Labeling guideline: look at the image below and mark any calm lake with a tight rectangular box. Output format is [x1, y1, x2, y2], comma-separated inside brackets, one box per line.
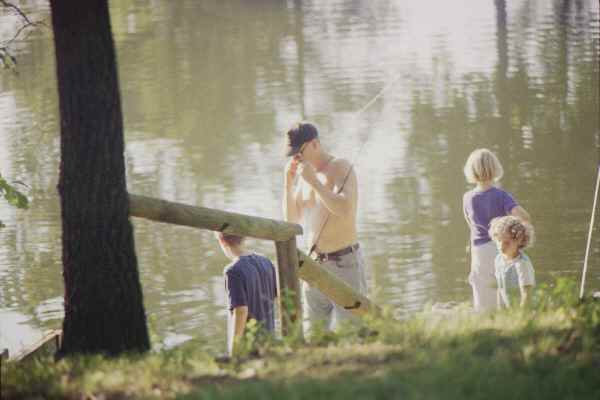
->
[1, 0, 599, 355]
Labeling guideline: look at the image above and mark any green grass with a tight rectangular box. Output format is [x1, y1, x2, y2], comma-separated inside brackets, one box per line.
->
[2, 278, 599, 400]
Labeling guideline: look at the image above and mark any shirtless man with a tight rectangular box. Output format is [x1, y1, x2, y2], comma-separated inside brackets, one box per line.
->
[283, 122, 367, 331]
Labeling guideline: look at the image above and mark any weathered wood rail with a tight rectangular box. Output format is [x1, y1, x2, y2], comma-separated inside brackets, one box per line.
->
[297, 251, 381, 316]
[129, 194, 302, 241]
[10, 330, 62, 363]
[129, 193, 382, 334]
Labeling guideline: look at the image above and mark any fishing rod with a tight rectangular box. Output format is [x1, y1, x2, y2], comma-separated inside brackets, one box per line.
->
[306, 72, 405, 259]
[579, 164, 600, 300]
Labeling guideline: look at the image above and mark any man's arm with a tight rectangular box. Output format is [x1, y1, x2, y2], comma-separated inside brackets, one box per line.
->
[284, 159, 302, 223]
[300, 159, 356, 217]
[226, 268, 249, 354]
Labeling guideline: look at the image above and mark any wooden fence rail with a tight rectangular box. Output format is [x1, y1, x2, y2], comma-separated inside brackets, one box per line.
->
[297, 251, 382, 317]
[129, 194, 302, 241]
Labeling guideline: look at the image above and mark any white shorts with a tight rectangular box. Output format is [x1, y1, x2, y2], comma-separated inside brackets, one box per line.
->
[469, 241, 498, 312]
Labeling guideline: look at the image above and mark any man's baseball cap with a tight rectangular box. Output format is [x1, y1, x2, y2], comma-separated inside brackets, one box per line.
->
[285, 122, 319, 156]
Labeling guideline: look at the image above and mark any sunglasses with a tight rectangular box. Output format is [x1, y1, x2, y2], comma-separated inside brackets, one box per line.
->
[294, 141, 311, 160]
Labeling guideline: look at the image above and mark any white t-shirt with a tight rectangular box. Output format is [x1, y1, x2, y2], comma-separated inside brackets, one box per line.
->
[495, 252, 535, 308]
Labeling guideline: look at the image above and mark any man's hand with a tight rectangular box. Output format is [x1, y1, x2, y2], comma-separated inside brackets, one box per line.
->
[285, 158, 300, 183]
[298, 161, 319, 187]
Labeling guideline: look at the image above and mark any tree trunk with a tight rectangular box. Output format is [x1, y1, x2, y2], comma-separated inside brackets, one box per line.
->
[50, 0, 150, 355]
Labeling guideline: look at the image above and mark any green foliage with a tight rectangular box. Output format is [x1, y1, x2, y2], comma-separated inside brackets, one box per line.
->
[2, 278, 599, 400]
[0, 47, 18, 73]
[0, 175, 29, 209]
[232, 319, 263, 359]
[0, 173, 29, 228]
[532, 278, 580, 310]
[278, 288, 304, 348]
[1, 342, 220, 399]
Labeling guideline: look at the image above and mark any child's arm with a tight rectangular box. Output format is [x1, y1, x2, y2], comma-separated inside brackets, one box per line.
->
[511, 206, 531, 223]
[232, 306, 249, 354]
[233, 306, 249, 338]
[462, 202, 472, 254]
[519, 285, 532, 307]
[516, 257, 535, 308]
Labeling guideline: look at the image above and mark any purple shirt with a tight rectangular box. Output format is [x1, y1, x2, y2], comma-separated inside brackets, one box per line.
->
[463, 186, 518, 246]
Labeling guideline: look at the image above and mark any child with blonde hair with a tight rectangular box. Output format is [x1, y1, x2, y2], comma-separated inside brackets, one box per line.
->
[489, 216, 535, 308]
[462, 149, 531, 312]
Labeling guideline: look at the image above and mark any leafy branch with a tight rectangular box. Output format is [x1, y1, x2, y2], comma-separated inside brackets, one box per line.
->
[0, 173, 29, 228]
[0, 0, 46, 72]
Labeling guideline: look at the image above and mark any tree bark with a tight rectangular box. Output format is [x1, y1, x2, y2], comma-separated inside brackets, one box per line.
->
[50, 0, 149, 355]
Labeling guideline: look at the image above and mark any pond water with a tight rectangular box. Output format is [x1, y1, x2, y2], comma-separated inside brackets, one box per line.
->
[1, 0, 598, 355]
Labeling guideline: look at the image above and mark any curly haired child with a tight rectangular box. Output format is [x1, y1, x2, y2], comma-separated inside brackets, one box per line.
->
[489, 216, 535, 308]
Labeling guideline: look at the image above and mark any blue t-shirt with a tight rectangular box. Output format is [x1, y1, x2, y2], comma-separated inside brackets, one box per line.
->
[224, 253, 277, 333]
[463, 186, 518, 246]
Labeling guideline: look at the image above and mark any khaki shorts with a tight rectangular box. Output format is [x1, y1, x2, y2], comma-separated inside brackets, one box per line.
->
[303, 245, 368, 332]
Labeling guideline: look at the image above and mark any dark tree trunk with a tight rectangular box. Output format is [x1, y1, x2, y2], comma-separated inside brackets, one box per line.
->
[50, 0, 150, 355]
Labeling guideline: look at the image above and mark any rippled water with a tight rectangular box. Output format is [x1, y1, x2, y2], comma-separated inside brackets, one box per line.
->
[1, 0, 599, 355]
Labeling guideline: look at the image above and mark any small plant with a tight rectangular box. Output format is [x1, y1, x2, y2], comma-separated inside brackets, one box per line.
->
[232, 319, 276, 360]
[279, 288, 304, 347]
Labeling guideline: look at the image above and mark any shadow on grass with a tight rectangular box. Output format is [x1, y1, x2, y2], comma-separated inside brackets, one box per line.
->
[186, 323, 599, 400]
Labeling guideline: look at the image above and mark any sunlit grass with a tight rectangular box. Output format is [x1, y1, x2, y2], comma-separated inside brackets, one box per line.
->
[2, 278, 599, 399]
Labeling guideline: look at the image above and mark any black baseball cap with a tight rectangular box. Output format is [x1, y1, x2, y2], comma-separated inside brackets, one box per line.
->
[285, 122, 319, 156]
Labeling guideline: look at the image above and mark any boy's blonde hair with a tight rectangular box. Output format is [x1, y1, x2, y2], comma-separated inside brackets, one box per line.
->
[463, 148, 504, 183]
[489, 216, 534, 249]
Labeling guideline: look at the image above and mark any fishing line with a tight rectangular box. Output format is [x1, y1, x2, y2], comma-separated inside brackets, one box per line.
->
[306, 72, 405, 258]
[579, 164, 600, 299]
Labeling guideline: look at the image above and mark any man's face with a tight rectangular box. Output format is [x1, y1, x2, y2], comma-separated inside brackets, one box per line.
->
[293, 139, 313, 163]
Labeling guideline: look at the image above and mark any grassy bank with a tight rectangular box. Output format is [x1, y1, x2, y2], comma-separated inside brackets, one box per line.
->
[2, 279, 599, 399]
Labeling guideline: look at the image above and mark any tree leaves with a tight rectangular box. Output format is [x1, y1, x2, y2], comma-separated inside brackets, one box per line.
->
[0, 47, 18, 73]
[0, 173, 29, 228]
[1, 0, 46, 75]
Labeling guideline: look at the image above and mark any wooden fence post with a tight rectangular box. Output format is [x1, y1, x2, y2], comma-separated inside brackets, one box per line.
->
[275, 238, 303, 338]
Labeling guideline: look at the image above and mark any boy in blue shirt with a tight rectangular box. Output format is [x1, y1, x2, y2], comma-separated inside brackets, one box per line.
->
[216, 232, 277, 355]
